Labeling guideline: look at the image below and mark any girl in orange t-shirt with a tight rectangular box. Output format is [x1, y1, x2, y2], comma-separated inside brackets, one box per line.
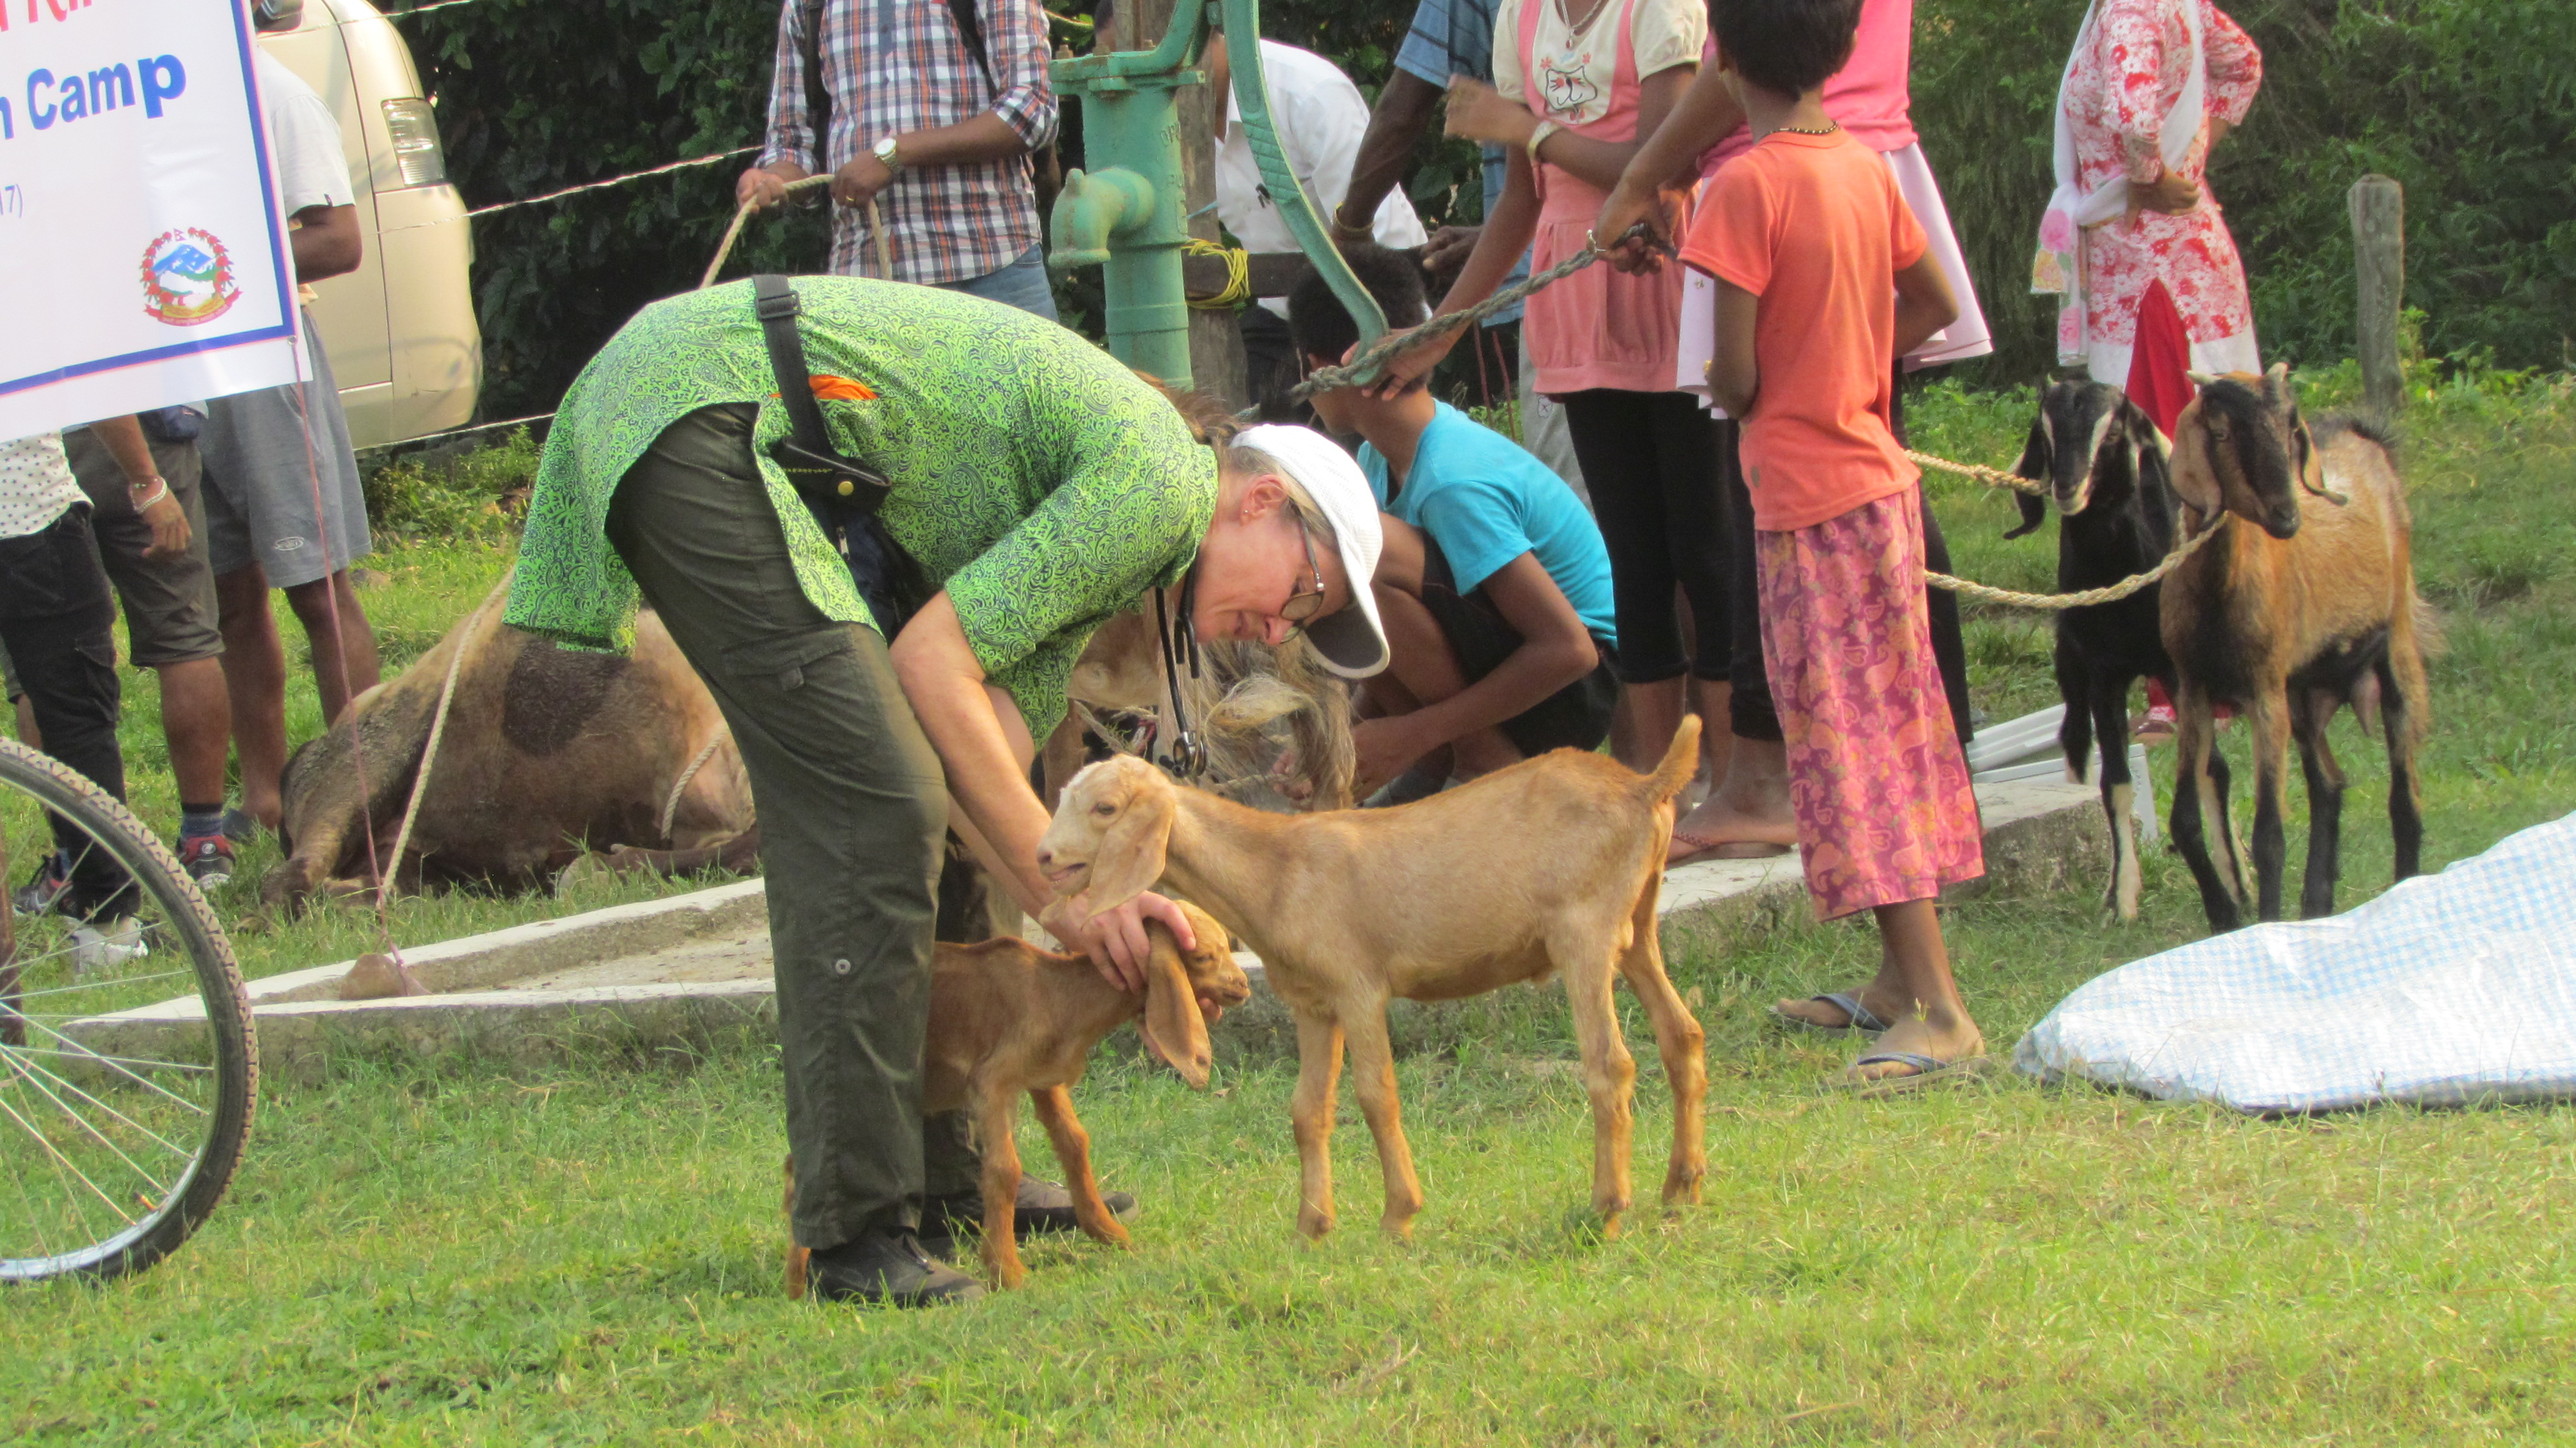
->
[1677, 0, 1985, 1085]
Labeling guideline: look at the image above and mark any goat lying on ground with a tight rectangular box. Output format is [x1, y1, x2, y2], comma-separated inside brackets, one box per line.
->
[2162, 365, 2436, 929]
[784, 901, 1249, 1295]
[2006, 379, 2200, 919]
[1037, 721, 1708, 1242]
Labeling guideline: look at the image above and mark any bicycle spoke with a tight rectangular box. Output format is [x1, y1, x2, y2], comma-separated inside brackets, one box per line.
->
[3, 1045, 197, 1163]
[8, 1008, 213, 1116]
[0, 1089, 135, 1227]
[0, 1044, 211, 1073]
[2, 1052, 178, 1198]
[7, 967, 197, 1005]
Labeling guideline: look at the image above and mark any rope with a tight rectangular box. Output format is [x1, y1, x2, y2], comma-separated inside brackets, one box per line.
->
[468, 147, 760, 218]
[1184, 239, 1251, 310]
[1927, 511, 2226, 611]
[657, 735, 726, 840]
[1279, 235, 1623, 407]
[353, 411, 554, 458]
[1907, 447, 2048, 497]
[701, 174, 833, 289]
[377, 624, 472, 914]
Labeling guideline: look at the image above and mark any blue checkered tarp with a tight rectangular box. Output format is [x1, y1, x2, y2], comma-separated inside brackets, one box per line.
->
[2015, 811, 2576, 1114]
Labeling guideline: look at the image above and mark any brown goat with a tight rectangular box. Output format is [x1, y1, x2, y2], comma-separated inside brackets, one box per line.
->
[784, 901, 1250, 1295]
[1035, 721, 1708, 1242]
[2161, 365, 2436, 928]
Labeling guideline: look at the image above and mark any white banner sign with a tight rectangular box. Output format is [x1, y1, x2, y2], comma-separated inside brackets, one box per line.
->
[0, 0, 302, 437]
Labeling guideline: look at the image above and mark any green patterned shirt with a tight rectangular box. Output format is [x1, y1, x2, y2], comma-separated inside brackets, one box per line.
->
[504, 278, 1217, 737]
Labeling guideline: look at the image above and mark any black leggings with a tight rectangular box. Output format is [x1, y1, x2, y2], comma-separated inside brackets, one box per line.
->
[1559, 389, 1728, 683]
[1719, 391, 1974, 746]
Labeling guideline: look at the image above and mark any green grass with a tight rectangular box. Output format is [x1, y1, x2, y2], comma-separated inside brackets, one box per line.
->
[8, 376, 2576, 1444]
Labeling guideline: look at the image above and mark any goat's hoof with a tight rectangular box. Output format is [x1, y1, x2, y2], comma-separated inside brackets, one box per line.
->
[1380, 1215, 1417, 1241]
[1661, 1174, 1703, 1207]
[1295, 1214, 1335, 1241]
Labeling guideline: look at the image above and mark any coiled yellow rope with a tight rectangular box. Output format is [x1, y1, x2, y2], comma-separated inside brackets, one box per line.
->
[1184, 238, 1252, 310]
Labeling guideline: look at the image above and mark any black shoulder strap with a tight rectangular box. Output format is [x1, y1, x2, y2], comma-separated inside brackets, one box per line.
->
[797, 0, 834, 169]
[943, 0, 1000, 96]
[751, 274, 890, 517]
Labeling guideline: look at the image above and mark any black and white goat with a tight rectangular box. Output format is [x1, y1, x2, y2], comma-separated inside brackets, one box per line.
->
[2004, 379, 2221, 918]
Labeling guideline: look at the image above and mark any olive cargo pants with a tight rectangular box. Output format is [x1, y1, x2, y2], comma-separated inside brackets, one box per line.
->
[607, 404, 979, 1249]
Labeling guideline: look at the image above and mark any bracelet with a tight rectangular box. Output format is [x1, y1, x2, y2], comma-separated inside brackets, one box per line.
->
[1525, 120, 1561, 162]
[127, 478, 169, 512]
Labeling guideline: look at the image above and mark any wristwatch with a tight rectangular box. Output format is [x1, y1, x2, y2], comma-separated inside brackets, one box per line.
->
[872, 135, 903, 173]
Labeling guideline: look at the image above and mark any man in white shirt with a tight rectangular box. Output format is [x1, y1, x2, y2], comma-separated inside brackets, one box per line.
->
[200, 51, 383, 833]
[0, 430, 156, 968]
[1199, 32, 1428, 418]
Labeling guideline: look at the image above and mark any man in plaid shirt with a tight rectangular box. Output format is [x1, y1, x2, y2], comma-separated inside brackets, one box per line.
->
[738, 0, 1061, 317]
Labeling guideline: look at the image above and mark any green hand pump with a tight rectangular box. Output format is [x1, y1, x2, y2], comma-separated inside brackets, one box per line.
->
[1046, 0, 1386, 392]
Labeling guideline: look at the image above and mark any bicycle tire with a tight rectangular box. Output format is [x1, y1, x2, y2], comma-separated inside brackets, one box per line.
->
[0, 736, 257, 1284]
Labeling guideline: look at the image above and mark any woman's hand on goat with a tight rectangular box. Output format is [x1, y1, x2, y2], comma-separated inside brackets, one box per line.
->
[1042, 891, 1198, 994]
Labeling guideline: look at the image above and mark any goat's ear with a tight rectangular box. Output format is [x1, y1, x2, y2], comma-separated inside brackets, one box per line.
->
[2004, 491, 2048, 540]
[2168, 413, 2223, 513]
[1137, 927, 1214, 1089]
[2004, 420, 2050, 539]
[1071, 773, 1176, 920]
[2185, 370, 2220, 389]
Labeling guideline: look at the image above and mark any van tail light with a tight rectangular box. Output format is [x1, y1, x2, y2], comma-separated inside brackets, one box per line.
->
[381, 99, 449, 188]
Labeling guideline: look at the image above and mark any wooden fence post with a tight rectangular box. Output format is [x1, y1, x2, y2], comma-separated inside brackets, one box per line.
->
[2348, 175, 2405, 422]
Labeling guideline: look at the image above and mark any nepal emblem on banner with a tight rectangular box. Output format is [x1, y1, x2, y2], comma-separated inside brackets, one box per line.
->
[140, 227, 242, 326]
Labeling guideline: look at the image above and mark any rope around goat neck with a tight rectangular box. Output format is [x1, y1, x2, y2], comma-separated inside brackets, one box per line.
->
[1907, 448, 2048, 497]
[1925, 510, 2226, 611]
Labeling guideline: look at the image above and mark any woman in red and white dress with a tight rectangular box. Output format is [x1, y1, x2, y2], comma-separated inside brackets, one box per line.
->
[2034, 0, 2264, 420]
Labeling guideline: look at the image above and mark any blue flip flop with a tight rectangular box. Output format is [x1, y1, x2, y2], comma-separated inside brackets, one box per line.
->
[1832, 1051, 1992, 1093]
[1770, 992, 1893, 1035]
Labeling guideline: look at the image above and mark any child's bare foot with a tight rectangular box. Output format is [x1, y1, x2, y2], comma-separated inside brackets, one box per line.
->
[1666, 736, 1797, 864]
[1845, 1016, 1985, 1083]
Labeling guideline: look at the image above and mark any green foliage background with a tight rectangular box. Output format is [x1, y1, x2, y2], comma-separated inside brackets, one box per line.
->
[415, 0, 2573, 417]
[1913, 0, 2576, 384]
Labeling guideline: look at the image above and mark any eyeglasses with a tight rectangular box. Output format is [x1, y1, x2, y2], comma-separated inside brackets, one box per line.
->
[1280, 525, 1327, 632]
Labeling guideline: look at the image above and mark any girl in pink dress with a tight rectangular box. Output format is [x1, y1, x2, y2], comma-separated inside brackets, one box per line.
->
[2033, 0, 2264, 388]
[1380, 0, 1726, 780]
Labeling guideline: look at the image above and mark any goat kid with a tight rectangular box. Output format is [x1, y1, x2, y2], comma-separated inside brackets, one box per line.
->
[1037, 721, 1709, 1243]
[784, 902, 1250, 1295]
[2004, 379, 2218, 919]
[2162, 364, 2436, 930]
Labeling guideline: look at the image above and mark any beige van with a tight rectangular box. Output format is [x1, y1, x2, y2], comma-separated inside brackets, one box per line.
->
[256, 0, 480, 449]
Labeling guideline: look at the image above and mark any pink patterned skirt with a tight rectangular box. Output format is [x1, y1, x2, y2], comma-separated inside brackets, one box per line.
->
[1754, 488, 1985, 919]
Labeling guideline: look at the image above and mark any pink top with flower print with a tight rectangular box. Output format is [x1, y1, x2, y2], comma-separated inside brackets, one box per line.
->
[2064, 0, 2263, 356]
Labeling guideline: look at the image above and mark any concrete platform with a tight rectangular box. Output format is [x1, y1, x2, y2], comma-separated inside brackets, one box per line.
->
[69, 776, 2112, 1083]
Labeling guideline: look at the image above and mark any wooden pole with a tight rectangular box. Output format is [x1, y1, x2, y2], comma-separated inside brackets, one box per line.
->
[2348, 175, 2405, 422]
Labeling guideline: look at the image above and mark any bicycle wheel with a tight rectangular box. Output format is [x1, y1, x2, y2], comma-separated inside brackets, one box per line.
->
[0, 736, 256, 1284]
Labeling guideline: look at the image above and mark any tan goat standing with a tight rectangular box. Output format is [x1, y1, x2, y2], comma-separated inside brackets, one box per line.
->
[1036, 721, 1709, 1241]
[2162, 365, 2436, 929]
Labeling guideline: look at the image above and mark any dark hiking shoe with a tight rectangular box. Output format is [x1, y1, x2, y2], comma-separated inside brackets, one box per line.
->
[920, 1178, 1138, 1247]
[178, 835, 237, 889]
[13, 853, 69, 917]
[806, 1229, 985, 1307]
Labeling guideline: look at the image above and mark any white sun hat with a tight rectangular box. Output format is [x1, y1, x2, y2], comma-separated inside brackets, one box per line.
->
[1232, 423, 1388, 678]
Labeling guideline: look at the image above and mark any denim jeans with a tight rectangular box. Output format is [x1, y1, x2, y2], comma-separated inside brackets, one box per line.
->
[933, 244, 1059, 323]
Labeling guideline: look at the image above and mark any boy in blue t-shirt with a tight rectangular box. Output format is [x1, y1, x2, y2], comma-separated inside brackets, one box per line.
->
[1288, 247, 1620, 801]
